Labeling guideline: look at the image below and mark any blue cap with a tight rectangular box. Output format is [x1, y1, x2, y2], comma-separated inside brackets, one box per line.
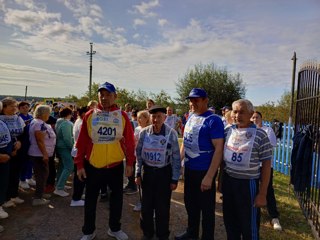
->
[186, 88, 207, 99]
[98, 82, 116, 93]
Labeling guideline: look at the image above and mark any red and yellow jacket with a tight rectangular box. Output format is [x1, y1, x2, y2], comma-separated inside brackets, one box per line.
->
[74, 104, 135, 170]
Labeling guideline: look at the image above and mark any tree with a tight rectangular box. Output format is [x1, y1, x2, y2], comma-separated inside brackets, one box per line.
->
[150, 90, 175, 109]
[255, 90, 297, 123]
[176, 63, 246, 113]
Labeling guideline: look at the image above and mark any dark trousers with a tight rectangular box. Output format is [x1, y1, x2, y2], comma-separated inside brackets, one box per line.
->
[222, 172, 260, 240]
[46, 155, 56, 186]
[6, 155, 23, 200]
[30, 156, 49, 199]
[267, 168, 279, 219]
[82, 161, 124, 235]
[126, 162, 137, 189]
[140, 164, 172, 239]
[20, 156, 33, 181]
[184, 167, 216, 240]
[72, 165, 85, 201]
[0, 161, 10, 205]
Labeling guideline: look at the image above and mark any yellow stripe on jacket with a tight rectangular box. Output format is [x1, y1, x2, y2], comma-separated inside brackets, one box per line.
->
[87, 113, 125, 168]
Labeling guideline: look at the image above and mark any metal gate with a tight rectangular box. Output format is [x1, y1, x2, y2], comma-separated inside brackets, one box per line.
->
[294, 61, 320, 238]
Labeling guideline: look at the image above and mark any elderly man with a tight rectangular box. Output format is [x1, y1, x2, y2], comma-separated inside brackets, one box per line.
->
[223, 99, 272, 240]
[135, 105, 181, 240]
[176, 88, 224, 240]
[75, 82, 135, 240]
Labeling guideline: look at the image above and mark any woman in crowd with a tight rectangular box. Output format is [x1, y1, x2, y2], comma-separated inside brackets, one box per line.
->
[133, 110, 151, 211]
[0, 101, 13, 232]
[18, 101, 35, 189]
[28, 105, 56, 206]
[0, 97, 24, 207]
[251, 111, 282, 231]
[54, 107, 74, 197]
[70, 106, 88, 207]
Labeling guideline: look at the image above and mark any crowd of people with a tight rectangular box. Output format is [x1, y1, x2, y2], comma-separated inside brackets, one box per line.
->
[0, 82, 283, 240]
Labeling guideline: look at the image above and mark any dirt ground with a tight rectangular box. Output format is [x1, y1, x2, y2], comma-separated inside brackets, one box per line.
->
[0, 179, 227, 240]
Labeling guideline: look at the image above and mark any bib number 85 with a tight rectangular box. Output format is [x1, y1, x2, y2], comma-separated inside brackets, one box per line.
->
[231, 152, 243, 162]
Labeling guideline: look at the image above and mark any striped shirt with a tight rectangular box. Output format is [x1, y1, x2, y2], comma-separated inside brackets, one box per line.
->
[224, 124, 272, 179]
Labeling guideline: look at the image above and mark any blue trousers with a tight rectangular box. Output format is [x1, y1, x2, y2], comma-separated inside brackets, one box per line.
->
[222, 172, 260, 240]
[56, 148, 73, 190]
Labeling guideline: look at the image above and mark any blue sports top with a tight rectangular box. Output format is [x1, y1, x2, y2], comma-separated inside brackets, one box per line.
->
[183, 111, 224, 170]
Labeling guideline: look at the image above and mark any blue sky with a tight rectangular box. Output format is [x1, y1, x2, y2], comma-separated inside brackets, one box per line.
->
[0, 0, 319, 105]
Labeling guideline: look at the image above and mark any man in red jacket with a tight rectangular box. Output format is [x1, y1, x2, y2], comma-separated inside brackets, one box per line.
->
[75, 82, 135, 240]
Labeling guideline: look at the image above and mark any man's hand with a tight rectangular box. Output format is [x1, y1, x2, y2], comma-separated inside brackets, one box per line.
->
[77, 168, 87, 181]
[14, 141, 21, 151]
[0, 154, 10, 163]
[135, 176, 141, 186]
[125, 165, 133, 177]
[200, 174, 213, 192]
[170, 183, 178, 191]
[254, 193, 267, 208]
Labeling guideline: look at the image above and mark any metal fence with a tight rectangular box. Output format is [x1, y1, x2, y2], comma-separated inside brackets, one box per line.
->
[293, 62, 320, 238]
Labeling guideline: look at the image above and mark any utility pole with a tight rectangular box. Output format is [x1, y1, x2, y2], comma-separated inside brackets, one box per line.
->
[86, 42, 96, 100]
[289, 52, 297, 125]
[24, 85, 28, 100]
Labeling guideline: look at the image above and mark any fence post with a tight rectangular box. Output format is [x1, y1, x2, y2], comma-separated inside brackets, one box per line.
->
[281, 123, 287, 173]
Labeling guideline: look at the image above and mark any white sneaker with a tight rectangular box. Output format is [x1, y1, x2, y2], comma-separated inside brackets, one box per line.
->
[3, 200, 16, 208]
[70, 200, 85, 207]
[271, 218, 282, 231]
[107, 229, 128, 240]
[11, 197, 24, 204]
[0, 207, 9, 219]
[65, 185, 72, 190]
[19, 181, 30, 189]
[26, 178, 36, 186]
[53, 189, 69, 197]
[80, 231, 96, 240]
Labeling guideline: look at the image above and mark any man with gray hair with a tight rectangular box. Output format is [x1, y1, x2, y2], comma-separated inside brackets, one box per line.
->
[222, 99, 272, 239]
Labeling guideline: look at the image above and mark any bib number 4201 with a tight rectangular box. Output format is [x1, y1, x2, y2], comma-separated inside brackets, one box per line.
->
[97, 127, 116, 136]
[231, 152, 243, 162]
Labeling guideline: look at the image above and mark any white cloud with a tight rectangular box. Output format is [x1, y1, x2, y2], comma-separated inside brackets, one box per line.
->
[0, 0, 5, 11]
[60, 0, 103, 19]
[132, 0, 159, 17]
[38, 21, 75, 40]
[14, 0, 44, 10]
[133, 18, 146, 27]
[158, 18, 168, 27]
[4, 9, 60, 32]
[133, 33, 140, 39]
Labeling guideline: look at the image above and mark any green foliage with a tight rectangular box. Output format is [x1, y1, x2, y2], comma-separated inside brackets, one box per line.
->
[260, 172, 313, 239]
[150, 90, 175, 109]
[176, 63, 246, 113]
[256, 91, 296, 123]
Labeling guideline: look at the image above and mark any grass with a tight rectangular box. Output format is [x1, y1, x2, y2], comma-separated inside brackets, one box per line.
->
[260, 171, 314, 240]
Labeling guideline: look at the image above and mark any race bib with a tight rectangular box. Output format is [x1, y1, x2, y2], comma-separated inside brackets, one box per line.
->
[224, 127, 256, 170]
[91, 110, 123, 144]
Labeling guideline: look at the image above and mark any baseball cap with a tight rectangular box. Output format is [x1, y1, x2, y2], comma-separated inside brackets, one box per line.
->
[148, 105, 166, 114]
[186, 88, 207, 99]
[98, 82, 116, 93]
